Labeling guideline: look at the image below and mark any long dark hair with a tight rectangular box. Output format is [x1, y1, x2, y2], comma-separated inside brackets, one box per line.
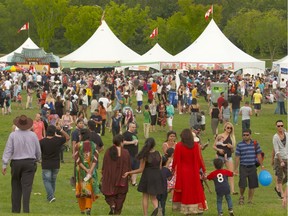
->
[137, 138, 156, 160]
[109, 134, 124, 161]
[180, 128, 194, 148]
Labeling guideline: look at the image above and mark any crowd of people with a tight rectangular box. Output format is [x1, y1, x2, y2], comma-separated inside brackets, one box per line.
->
[0, 69, 287, 215]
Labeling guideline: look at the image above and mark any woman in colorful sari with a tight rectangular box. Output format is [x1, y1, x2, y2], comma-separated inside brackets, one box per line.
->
[75, 128, 100, 215]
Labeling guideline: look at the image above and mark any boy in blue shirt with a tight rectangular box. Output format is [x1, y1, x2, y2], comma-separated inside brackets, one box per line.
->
[207, 158, 234, 216]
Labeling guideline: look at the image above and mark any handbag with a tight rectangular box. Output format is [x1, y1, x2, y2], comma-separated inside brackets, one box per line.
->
[253, 140, 264, 167]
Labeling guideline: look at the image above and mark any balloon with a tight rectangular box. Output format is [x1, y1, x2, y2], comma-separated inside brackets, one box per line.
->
[258, 170, 272, 186]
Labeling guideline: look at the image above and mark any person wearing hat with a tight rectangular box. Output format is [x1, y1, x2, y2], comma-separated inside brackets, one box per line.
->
[2, 115, 41, 213]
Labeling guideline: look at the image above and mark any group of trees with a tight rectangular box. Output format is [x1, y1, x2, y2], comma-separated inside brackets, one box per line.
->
[0, 0, 286, 62]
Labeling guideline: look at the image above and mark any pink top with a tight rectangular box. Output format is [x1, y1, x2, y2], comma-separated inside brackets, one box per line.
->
[33, 120, 45, 140]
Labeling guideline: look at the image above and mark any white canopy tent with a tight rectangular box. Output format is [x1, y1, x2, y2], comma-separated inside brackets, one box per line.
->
[272, 55, 288, 81]
[61, 20, 140, 68]
[174, 19, 265, 74]
[0, 37, 39, 63]
[121, 43, 179, 71]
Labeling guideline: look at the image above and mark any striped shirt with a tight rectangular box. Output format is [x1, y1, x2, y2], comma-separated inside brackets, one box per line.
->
[235, 140, 262, 166]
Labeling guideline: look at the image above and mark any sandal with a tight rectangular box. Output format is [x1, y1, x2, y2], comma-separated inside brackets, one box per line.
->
[232, 192, 239, 195]
[239, 196, 244, 205]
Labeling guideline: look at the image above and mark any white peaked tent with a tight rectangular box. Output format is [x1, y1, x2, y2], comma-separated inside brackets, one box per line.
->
[272, 55, 288, 80]
[174, 19, 265, 73]
[0, 37, 39, 62]
[121, 43, 178, 71]
[273, 55, 288, 68]
[61, 20, 140, 68]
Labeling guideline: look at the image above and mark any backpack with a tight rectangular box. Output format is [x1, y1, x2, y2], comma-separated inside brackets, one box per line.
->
[253, 140, 265, 167]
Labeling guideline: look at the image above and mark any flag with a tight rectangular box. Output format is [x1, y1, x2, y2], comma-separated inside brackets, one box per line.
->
[205, 5, 213, 20]
[18, 22, 29, 33]
[149, 27, 158, 39]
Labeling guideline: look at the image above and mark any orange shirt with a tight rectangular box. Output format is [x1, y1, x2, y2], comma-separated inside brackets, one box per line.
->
[151, 82, 157, 93]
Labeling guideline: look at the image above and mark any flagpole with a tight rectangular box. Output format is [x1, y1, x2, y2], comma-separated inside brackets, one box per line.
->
[28, 22, 30, 38]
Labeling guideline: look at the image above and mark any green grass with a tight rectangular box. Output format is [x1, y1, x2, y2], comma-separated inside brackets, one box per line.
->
[0, 93, 287, 215]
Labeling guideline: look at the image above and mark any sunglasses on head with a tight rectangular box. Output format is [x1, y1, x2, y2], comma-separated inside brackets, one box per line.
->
[242, 133, 250, 136]
[277, 125, 284, 128]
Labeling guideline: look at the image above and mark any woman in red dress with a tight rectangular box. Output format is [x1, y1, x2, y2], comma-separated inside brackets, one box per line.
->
[172, 128, 207, 215]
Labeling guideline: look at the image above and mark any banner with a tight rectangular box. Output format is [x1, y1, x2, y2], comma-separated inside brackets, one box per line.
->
[180, 62, 234, 70]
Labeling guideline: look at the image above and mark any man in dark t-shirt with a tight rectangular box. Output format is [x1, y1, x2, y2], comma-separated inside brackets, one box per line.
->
[123, 122, 139, 186]
[230, 92, 242, 125]
[90, 109, 102, 134]
[40, 125, 69, 203]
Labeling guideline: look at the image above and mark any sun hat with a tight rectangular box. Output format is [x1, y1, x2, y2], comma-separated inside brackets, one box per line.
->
[13, 115, 33, 130]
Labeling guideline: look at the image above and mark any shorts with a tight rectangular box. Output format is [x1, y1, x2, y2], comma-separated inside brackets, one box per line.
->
[254, 104, 261, 110]
[167, 116, 173, 127]
[239, 165, 258, 189]
[137, 101, 143, 107]
[217, 156, 233, 162]
[151, 115, 157, 126]
[82, 104, 88, 109]
[274, 158, 288, 184]
[131, 156, 140, 170]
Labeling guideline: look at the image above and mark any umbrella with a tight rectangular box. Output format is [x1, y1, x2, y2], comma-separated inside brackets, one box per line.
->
[151, 72, 163, 77]
[2, 65, 25, 72]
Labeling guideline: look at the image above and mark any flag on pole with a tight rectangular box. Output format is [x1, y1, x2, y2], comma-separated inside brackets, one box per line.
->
[149, 28, 158, 39]
[18, 22, 29, 33]
[205, 5, 213, 20]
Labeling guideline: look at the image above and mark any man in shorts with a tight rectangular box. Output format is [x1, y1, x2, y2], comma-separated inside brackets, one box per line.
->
[234, 128, 264, 205]
[123, 122, 139, 186]
[272, 120, 288, 199]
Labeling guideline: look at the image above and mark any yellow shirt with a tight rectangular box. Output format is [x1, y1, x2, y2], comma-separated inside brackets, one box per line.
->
[253, 93, 262, 104]
[192, 88, 197, 99]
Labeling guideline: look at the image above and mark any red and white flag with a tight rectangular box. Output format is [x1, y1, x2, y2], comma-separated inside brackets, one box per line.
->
[205, 5, 213, 20]
[18, 22, 29, 33]
[149, 27, 158, 39]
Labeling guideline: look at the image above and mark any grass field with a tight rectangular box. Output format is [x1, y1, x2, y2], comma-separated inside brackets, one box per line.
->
[0, 93, 287, 216]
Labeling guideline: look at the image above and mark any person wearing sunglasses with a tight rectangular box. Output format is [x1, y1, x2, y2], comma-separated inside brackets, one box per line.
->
[234, 128, 264, 205]
[272, 120, 288, 199]
[213, 122, 237, 195]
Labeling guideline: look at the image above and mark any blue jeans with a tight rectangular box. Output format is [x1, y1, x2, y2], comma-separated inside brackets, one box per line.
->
[42, 169, 59, 201]
[242, 119, 250, 131]
[217, 194, 233, 214]
[232, 109, 239, 124]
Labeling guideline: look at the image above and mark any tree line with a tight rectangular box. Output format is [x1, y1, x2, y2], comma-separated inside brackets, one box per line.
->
[0, 0, 286, 62]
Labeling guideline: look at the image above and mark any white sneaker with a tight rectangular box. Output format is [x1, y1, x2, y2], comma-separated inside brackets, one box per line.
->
[49, 197, 56, 203]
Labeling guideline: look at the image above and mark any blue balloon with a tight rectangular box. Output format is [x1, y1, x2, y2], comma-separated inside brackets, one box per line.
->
[258, 170, 272, 186]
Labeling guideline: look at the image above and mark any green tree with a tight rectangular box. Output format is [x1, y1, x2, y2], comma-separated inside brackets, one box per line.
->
[224, 10, 261, 55]
[254, 10, 287, 61]
[24, 0, 69, 50]
[63, 5, 103, 49]
[104, 2, 150, 54]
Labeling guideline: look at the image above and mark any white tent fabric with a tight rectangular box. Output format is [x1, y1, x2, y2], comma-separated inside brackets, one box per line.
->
[121, 43, 177, 70]
[273, 55, 288, 67]
[272, 55, 288, 80]
[0, 37, 39, 63]
[174, 19, 265, 72]
[61, 20, 140, 68]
